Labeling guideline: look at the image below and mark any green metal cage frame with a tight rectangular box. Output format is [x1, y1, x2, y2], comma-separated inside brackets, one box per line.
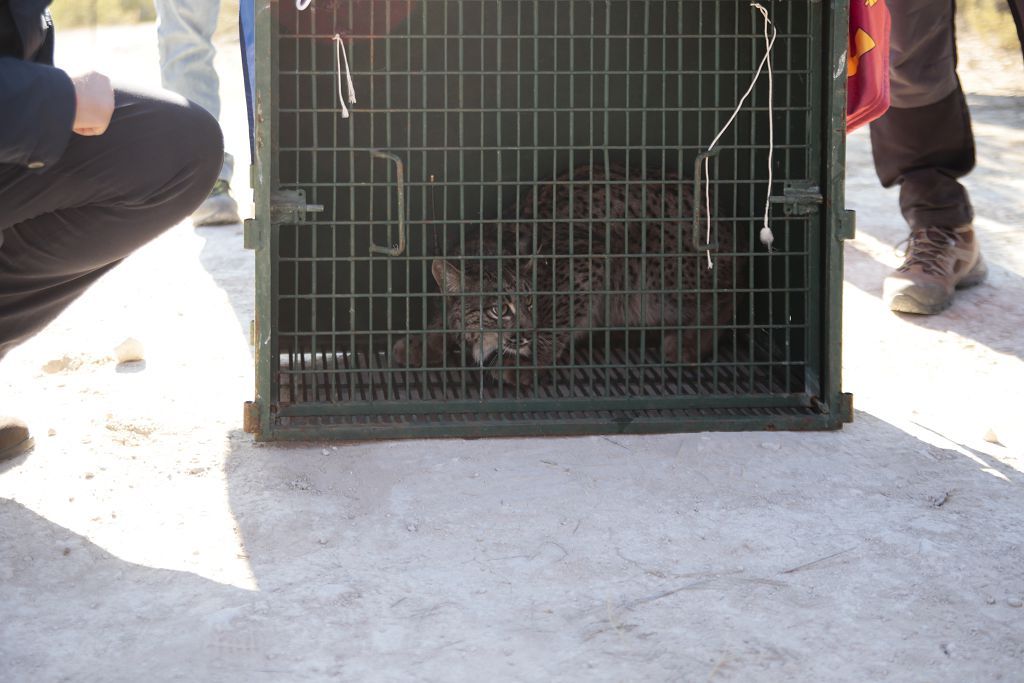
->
[244, 0, 853, 440]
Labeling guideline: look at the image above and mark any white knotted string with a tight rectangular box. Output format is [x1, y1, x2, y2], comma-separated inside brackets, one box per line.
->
[333, 34, 358, 118]
[701, 2, 778, 268]
[294, 4, 357, 117]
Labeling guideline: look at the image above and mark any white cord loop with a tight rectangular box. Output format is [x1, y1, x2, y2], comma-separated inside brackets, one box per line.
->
[700, 2, 778, 267]
[333, 34, 357, 118]
[296, 0, 312, 10]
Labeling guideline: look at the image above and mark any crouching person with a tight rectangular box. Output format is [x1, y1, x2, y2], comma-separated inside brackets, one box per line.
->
[0, 0, 223, 460]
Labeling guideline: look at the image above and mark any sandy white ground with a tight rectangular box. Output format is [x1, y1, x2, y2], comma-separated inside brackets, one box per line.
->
[1, 22, 1023, 683]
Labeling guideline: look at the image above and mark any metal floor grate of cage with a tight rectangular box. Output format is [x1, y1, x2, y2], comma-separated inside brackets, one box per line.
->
[276, 343, 803, 406]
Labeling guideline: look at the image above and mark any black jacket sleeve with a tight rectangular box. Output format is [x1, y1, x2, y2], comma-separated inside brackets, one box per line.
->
[0, 56, 76, 168]
[1, 0, 76, 169]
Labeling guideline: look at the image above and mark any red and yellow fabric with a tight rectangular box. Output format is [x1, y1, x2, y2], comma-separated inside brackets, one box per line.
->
[847, 0, 891, 132]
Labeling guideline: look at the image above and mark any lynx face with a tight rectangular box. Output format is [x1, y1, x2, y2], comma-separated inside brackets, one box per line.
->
[432, 258, 544, 368]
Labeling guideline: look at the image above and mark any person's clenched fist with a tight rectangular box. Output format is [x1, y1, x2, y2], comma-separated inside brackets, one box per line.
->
[71, 71, 115, 136]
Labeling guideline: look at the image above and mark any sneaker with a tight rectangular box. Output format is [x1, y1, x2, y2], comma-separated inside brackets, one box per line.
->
[883, 224, 988, 315]
[191, 179, 241, 226]
[0, 416, 34, 463]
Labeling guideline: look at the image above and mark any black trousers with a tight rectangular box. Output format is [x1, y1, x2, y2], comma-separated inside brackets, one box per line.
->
[0, 87, 222, 363]
[869, 0, 1023, 230]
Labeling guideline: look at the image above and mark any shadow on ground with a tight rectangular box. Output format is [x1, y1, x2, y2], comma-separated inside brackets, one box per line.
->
[9, 411, 1022, 681]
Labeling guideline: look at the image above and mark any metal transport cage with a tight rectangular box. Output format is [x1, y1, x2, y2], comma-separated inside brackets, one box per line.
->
[244, 0, 853, 440]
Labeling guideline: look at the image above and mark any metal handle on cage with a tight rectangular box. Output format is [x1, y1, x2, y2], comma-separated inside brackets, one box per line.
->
[691, 149, 721, 251]
[368, 150, 407, 257]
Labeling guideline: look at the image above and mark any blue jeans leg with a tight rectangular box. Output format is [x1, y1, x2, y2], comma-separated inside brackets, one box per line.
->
[155, 0, 233, 183]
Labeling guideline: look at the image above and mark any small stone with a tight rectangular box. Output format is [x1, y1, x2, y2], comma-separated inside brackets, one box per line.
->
[317, 536, 328, 545]
[406, 522, 419, 532]
[760, 441, 782, 451]
[42, 355, 75, 374]
[321, 448, 329, 456]
[47, 428, 56, 437]
[983, 429, 1003, 446]
[986, 596, 997, 605]
[114, 337, 145, 364]
[84, 472, 94, 480]
[1007, 597, 1023, 608]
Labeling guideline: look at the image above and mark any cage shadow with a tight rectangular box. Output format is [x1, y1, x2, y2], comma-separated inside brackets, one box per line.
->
[216, 408, 1024, 676]
[7, 401, 1023, 681]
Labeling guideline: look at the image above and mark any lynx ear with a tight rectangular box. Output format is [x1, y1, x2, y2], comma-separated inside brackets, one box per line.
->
[431, 259, 462, 293]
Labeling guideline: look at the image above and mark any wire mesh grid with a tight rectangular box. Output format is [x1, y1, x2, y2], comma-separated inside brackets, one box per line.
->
[260, 0, 836, 435]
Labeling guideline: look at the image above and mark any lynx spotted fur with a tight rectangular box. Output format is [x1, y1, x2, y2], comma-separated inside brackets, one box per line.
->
[392, 164, 744, 385]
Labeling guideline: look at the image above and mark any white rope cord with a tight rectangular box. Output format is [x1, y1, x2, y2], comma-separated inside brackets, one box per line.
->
[333, 34, 358, 118]
[701, 2, 778, 268]
[295, 3, 357, 117]
[757, 3, 776, 251]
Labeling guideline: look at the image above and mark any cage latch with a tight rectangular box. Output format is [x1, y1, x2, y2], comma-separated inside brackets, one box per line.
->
[270, 189, 324, 224]
[242, 218, 260, 250]
[841, 393, 854, 423]
[243, 401, 260, 434]
[839, 209, 856, 240]
[771, 181, 823, 216]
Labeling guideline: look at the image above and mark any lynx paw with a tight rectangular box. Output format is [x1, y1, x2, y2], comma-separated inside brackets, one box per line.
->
[391, 337, 423, 367]
[501, 366, 535, 388]
[661, 333, 698, 364]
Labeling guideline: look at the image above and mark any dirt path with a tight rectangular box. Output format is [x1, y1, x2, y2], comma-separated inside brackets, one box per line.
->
[1, 22, 1022, 683]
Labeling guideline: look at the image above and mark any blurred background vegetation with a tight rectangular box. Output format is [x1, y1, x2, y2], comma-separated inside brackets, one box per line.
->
[49, 0, 154, 27]
[49, 0, 239, 32]
[45, 0, 1021, 53]
[959, 0, 1022, 51]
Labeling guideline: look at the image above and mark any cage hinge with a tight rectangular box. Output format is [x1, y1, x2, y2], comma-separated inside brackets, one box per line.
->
[840, 392, 854, 423]
[249, 319, 256, 346]
[771, 181, 823, 216]
[243, 218, 262, 250]
[270, 189, 324, 224]
[243, 401, 260, 434]
[838, 209, 856, 241]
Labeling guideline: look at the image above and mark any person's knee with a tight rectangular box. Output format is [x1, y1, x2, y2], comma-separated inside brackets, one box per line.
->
[138, 97, 223, 211]
[101, 90, 225, 228]
[175, 101, 224, 192]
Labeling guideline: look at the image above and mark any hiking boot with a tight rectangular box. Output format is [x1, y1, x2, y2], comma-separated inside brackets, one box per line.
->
[883, 224, 988, 315]
[0, 416, 34, 463]
[191, 179, 241, 226]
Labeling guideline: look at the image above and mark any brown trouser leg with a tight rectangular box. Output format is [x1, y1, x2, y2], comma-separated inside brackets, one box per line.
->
[868, 0, 976, 230]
